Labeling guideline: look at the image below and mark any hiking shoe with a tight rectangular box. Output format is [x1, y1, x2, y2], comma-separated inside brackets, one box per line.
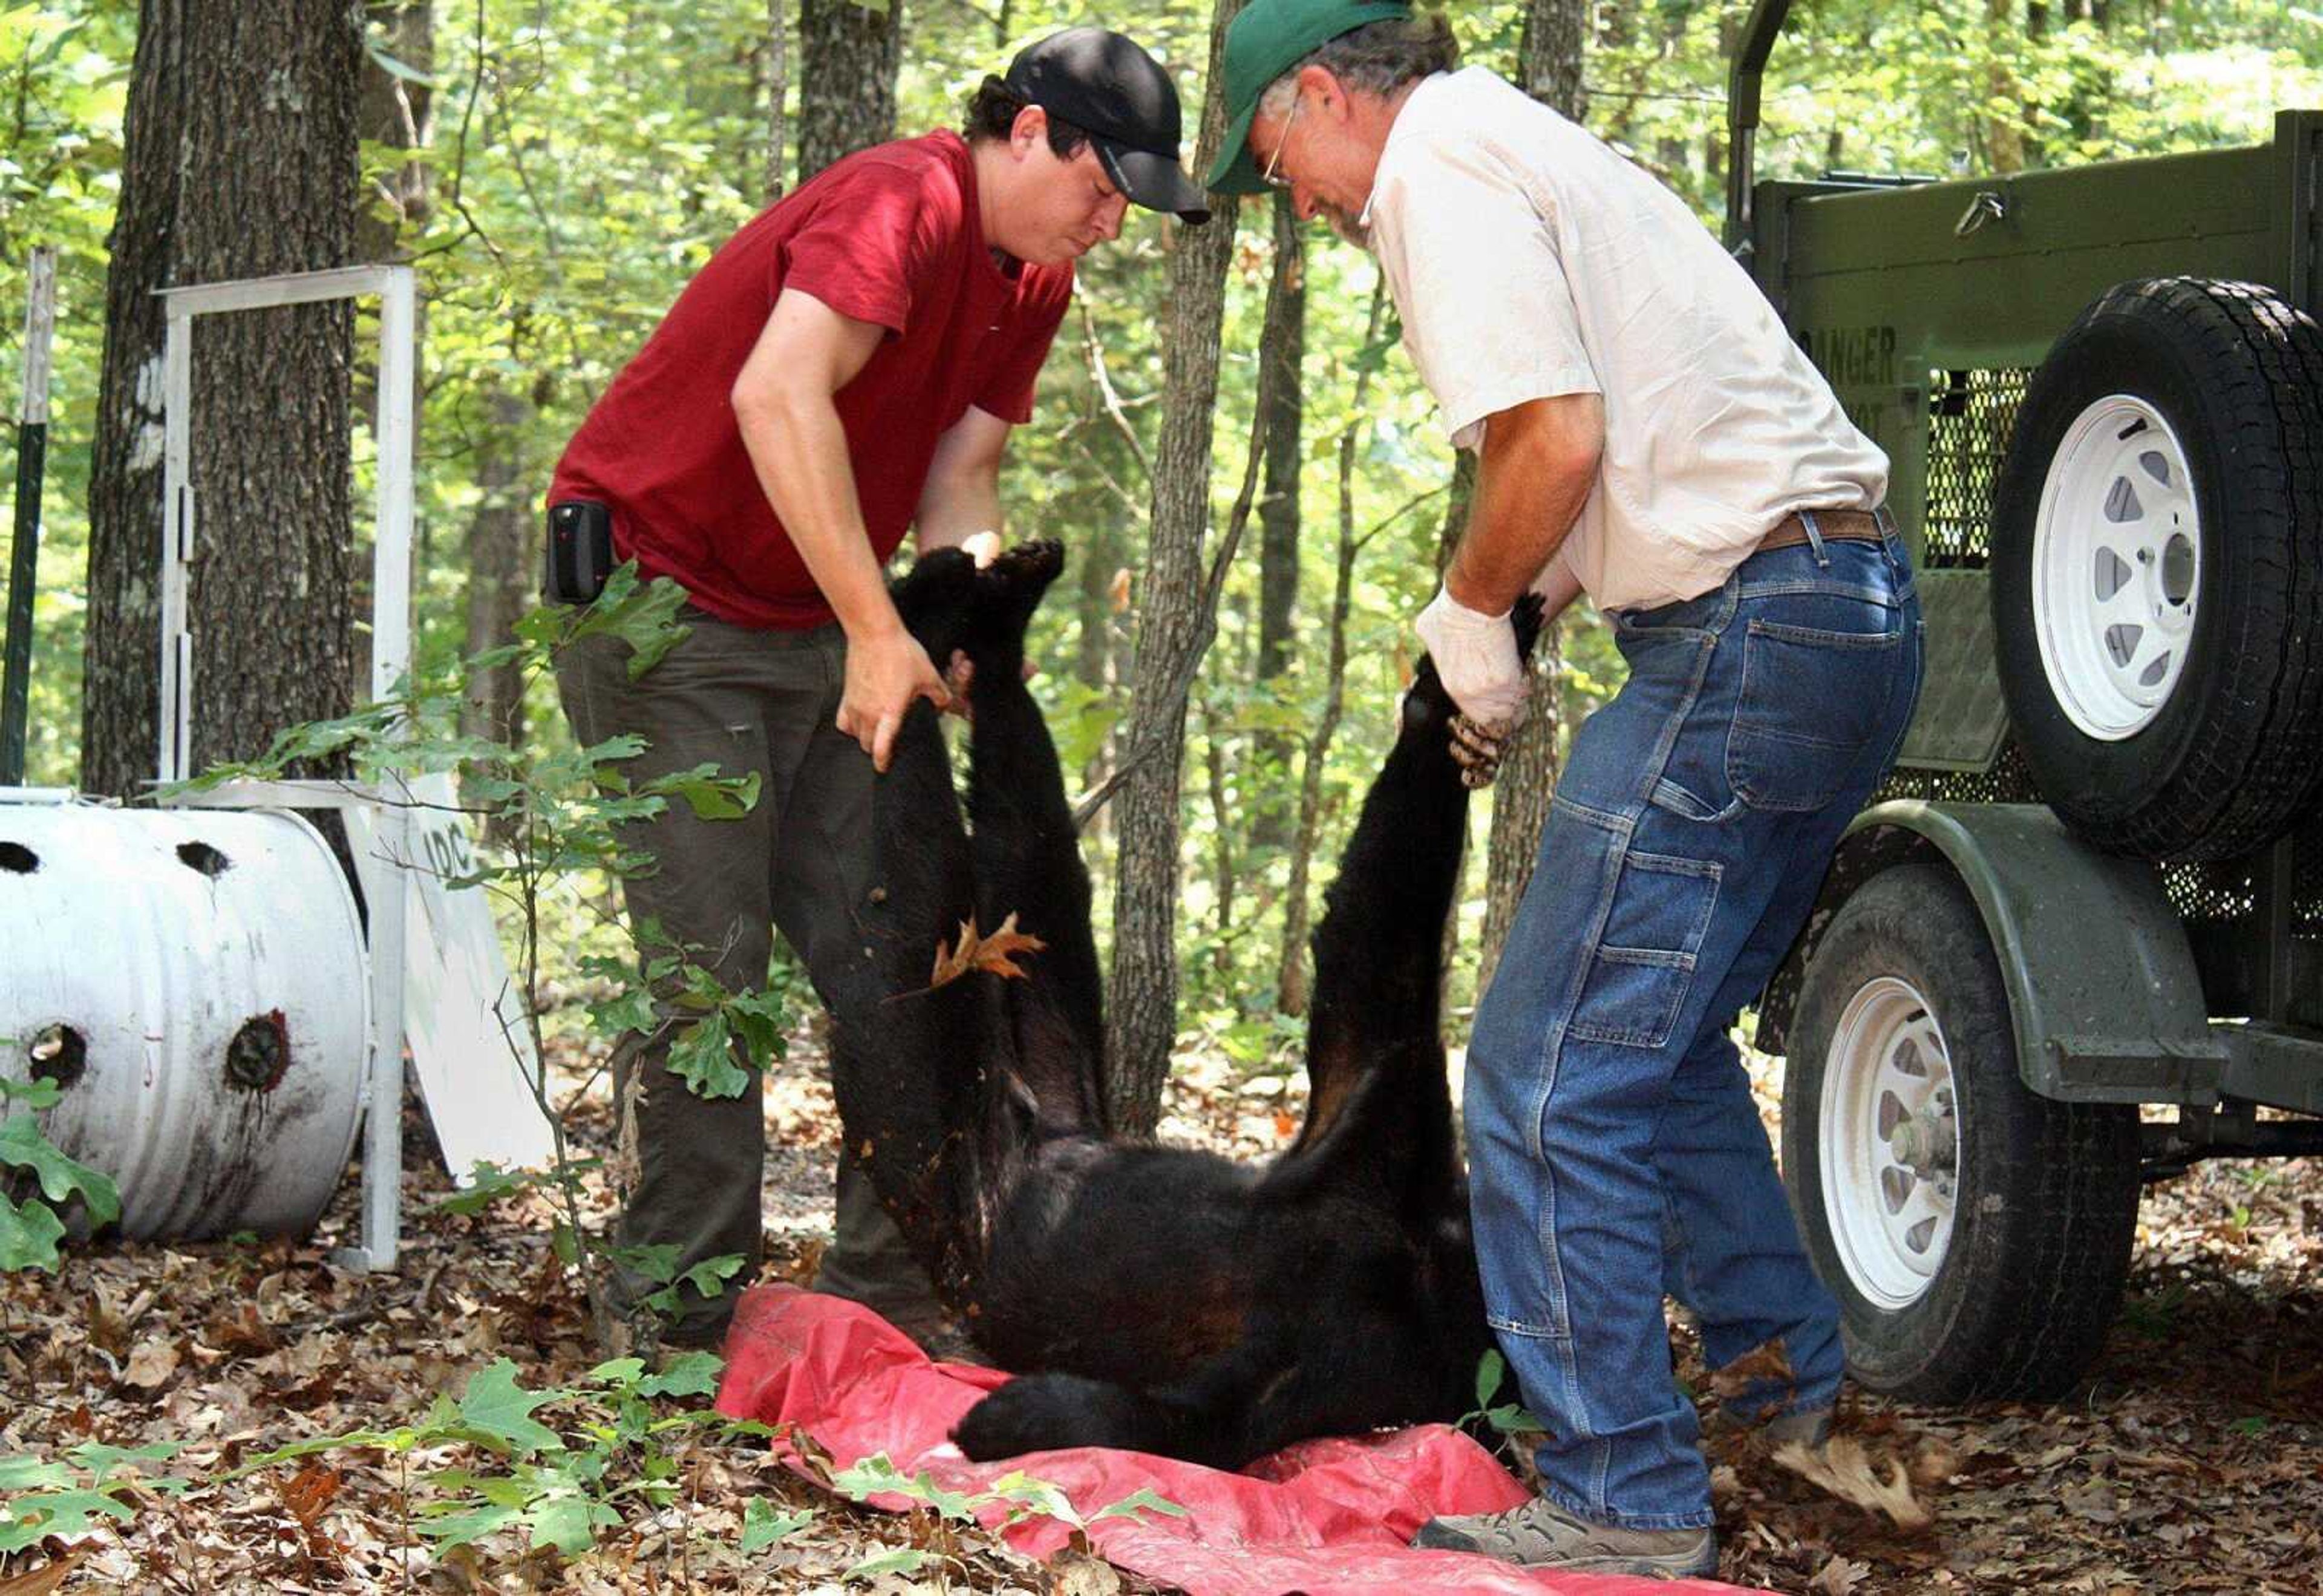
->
[1411, 1495, 1718, 1577]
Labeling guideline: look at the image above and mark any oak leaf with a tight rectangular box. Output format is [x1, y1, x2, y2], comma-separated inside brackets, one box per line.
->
[929, 913, 1046, 990]
[1772, 1434, 1934, 1532]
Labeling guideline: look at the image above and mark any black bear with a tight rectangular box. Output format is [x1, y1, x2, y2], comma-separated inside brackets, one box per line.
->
[828, 540, 1539, 1470]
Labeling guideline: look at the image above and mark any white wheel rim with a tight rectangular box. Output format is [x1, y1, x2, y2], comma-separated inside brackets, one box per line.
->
[2031, 394, 2201, 741]
[1818, 976, 1961, 1311]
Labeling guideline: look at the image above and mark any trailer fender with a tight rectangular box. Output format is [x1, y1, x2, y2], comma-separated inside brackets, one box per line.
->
[1758, 800, 2224, 1104]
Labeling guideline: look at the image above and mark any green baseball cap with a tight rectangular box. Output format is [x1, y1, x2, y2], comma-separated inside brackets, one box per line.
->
[1204, 0, 1414, 195]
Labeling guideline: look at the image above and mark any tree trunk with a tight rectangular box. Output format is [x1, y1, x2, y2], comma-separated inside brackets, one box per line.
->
[1278, 283, 1387, 1017]
[351, 0, 433, 701]
[766, 0, 790, 200]
[84, 0, 361, 796]
[1465, 0, 1586, 985]
[796, 0, 901, 182]
[1250, 190, 1305, 850]
[461, 383, 535, 758]
[1518, 0, 1586, 125]
[1104, 0, 1248, 1136]
[358, 0, 433, 262]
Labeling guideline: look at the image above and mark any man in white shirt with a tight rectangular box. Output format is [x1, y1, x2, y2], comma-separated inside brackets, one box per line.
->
[1209, 0, 1924, 1576]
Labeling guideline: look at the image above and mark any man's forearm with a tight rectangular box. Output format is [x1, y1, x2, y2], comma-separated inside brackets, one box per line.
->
[1443, 394, 1605, 616]
[915, 470, 1001, 553]
[735, 386, 904, 641]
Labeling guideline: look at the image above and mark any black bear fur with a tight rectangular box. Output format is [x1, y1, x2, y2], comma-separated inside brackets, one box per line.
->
[827, 540, 1542, 1470]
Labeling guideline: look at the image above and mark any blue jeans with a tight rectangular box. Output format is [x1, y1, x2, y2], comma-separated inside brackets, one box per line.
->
[1465, 518, 1923, 1531]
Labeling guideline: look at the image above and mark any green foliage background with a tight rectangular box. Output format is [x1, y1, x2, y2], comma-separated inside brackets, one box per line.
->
[4, 0, 2321, 1041]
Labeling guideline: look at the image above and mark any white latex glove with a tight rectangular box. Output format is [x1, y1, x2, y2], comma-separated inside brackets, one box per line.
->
[1415, 584, 1526, 727]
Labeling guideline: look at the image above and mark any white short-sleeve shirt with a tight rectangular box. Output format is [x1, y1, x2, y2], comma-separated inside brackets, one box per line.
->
[1367, 68, 1890, 612]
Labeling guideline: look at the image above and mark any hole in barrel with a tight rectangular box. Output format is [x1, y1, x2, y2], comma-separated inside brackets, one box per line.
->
[0, 842, 36, 874]
[224, 1012, 290, 1092]
[177, 842, 231, 877]
[29, 1023, 88, 1090]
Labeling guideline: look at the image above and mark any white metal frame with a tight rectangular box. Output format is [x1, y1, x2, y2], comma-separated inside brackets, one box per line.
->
[155, 266, 417, 1273]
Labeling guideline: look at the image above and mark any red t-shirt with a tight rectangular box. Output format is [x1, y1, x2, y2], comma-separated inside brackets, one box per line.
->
[551, 131, 1074, 629]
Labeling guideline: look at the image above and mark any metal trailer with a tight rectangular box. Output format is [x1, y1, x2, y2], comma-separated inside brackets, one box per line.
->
[1727, 0, 2323, 1402]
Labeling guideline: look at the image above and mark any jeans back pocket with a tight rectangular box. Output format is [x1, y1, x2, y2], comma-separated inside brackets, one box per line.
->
[1725, 615, 1908, 814]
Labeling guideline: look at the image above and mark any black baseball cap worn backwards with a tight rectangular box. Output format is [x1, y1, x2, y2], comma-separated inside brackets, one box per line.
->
[1003, 27, 1211, 223]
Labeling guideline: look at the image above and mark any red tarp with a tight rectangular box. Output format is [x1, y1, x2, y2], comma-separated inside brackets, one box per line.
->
[714, 1284, 1766, 1596]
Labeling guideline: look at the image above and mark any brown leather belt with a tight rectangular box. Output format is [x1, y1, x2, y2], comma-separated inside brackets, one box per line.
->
[1758, 508, 1889, 552]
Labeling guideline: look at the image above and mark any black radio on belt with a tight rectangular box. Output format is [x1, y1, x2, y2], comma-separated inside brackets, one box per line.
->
[544, 499, 615, 605]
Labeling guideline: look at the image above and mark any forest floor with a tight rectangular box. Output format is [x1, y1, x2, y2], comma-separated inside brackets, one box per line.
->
[2, 1020, 2318, 1595]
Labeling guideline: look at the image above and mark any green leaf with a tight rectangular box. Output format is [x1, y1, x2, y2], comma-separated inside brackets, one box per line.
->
[741, 1497, 813, 1552]
[0, 1113, 122, 1222]
[638, 1350, 724, 1399]
[1474, 1348, 1506, 1410]
[845, 1546, 933, 1580]
[455, 1361, 567, 1457]
[0, 1486, 137, 1554]
[1088, 1486, 1189, 1523]
[0, 1191, 65, 1272]
[641, 1254, 739, 1320]
[585, 1357, 649, 1388]
[413, 1501, 521, 1545]
[0, 1456, 71, 1491]
[667, 1015, 750, 1100]
[67, 1440, 183, 1480]
[985, 1470, 1080, 1528]
[430, 1160, 535, 1217]
[724, 987, 788, 1068]
[644, 763, 761, 820]
[612, 1242, 684, 1285]
[0, 1076, 61, 1109]
[521, 1491, 611, 1554]
[589, 984, 659, 1039]
[1486, 1402, 1544, 1434]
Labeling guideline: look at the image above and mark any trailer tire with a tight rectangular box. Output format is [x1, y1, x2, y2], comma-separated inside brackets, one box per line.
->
[1783, 863, 2140, 1402]
[1991, 278, 2323, 862]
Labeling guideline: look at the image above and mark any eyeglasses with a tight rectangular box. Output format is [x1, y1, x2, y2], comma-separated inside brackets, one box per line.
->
[1260, 94, 1301, 190]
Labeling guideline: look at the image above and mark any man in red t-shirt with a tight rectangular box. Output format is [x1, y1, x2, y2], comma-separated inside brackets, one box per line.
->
[554, 29, 1208, 1355]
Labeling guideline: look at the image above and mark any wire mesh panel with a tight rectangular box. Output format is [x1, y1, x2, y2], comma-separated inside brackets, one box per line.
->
[1922, 368, 2031, 569]
[1876, 737, 2043, 805]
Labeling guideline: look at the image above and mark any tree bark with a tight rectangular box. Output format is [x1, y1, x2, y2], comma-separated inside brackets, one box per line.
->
[766, 0, 790, 200]
[1104, 0, 1248, 1136]
[84, 0, 361, 796]
[1518, 0, 1586, 126]
[796, 0, 901, 182]
[1466, 0, 1586, 986]
[1278, 283, 1387, 1018]
[461, 382, 536, 760]
[358, 0, 433, 263]
[1250, 190, 1305, 850]
[351, 0, 433, 699]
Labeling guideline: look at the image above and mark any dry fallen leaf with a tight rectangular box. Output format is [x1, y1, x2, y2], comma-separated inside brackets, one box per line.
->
[929, 912, 1047, 990]
[1808, 1555, 1871, 1595]
[1772, 1435, 1935, 1532]
[0, 1551, 82, 1596]
[281, 1460, 344, 1529]
[1707, 1337, 1798, 1407]
[120, 1335, 182, 1390]
[1050, 1548, 1124, 1596]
